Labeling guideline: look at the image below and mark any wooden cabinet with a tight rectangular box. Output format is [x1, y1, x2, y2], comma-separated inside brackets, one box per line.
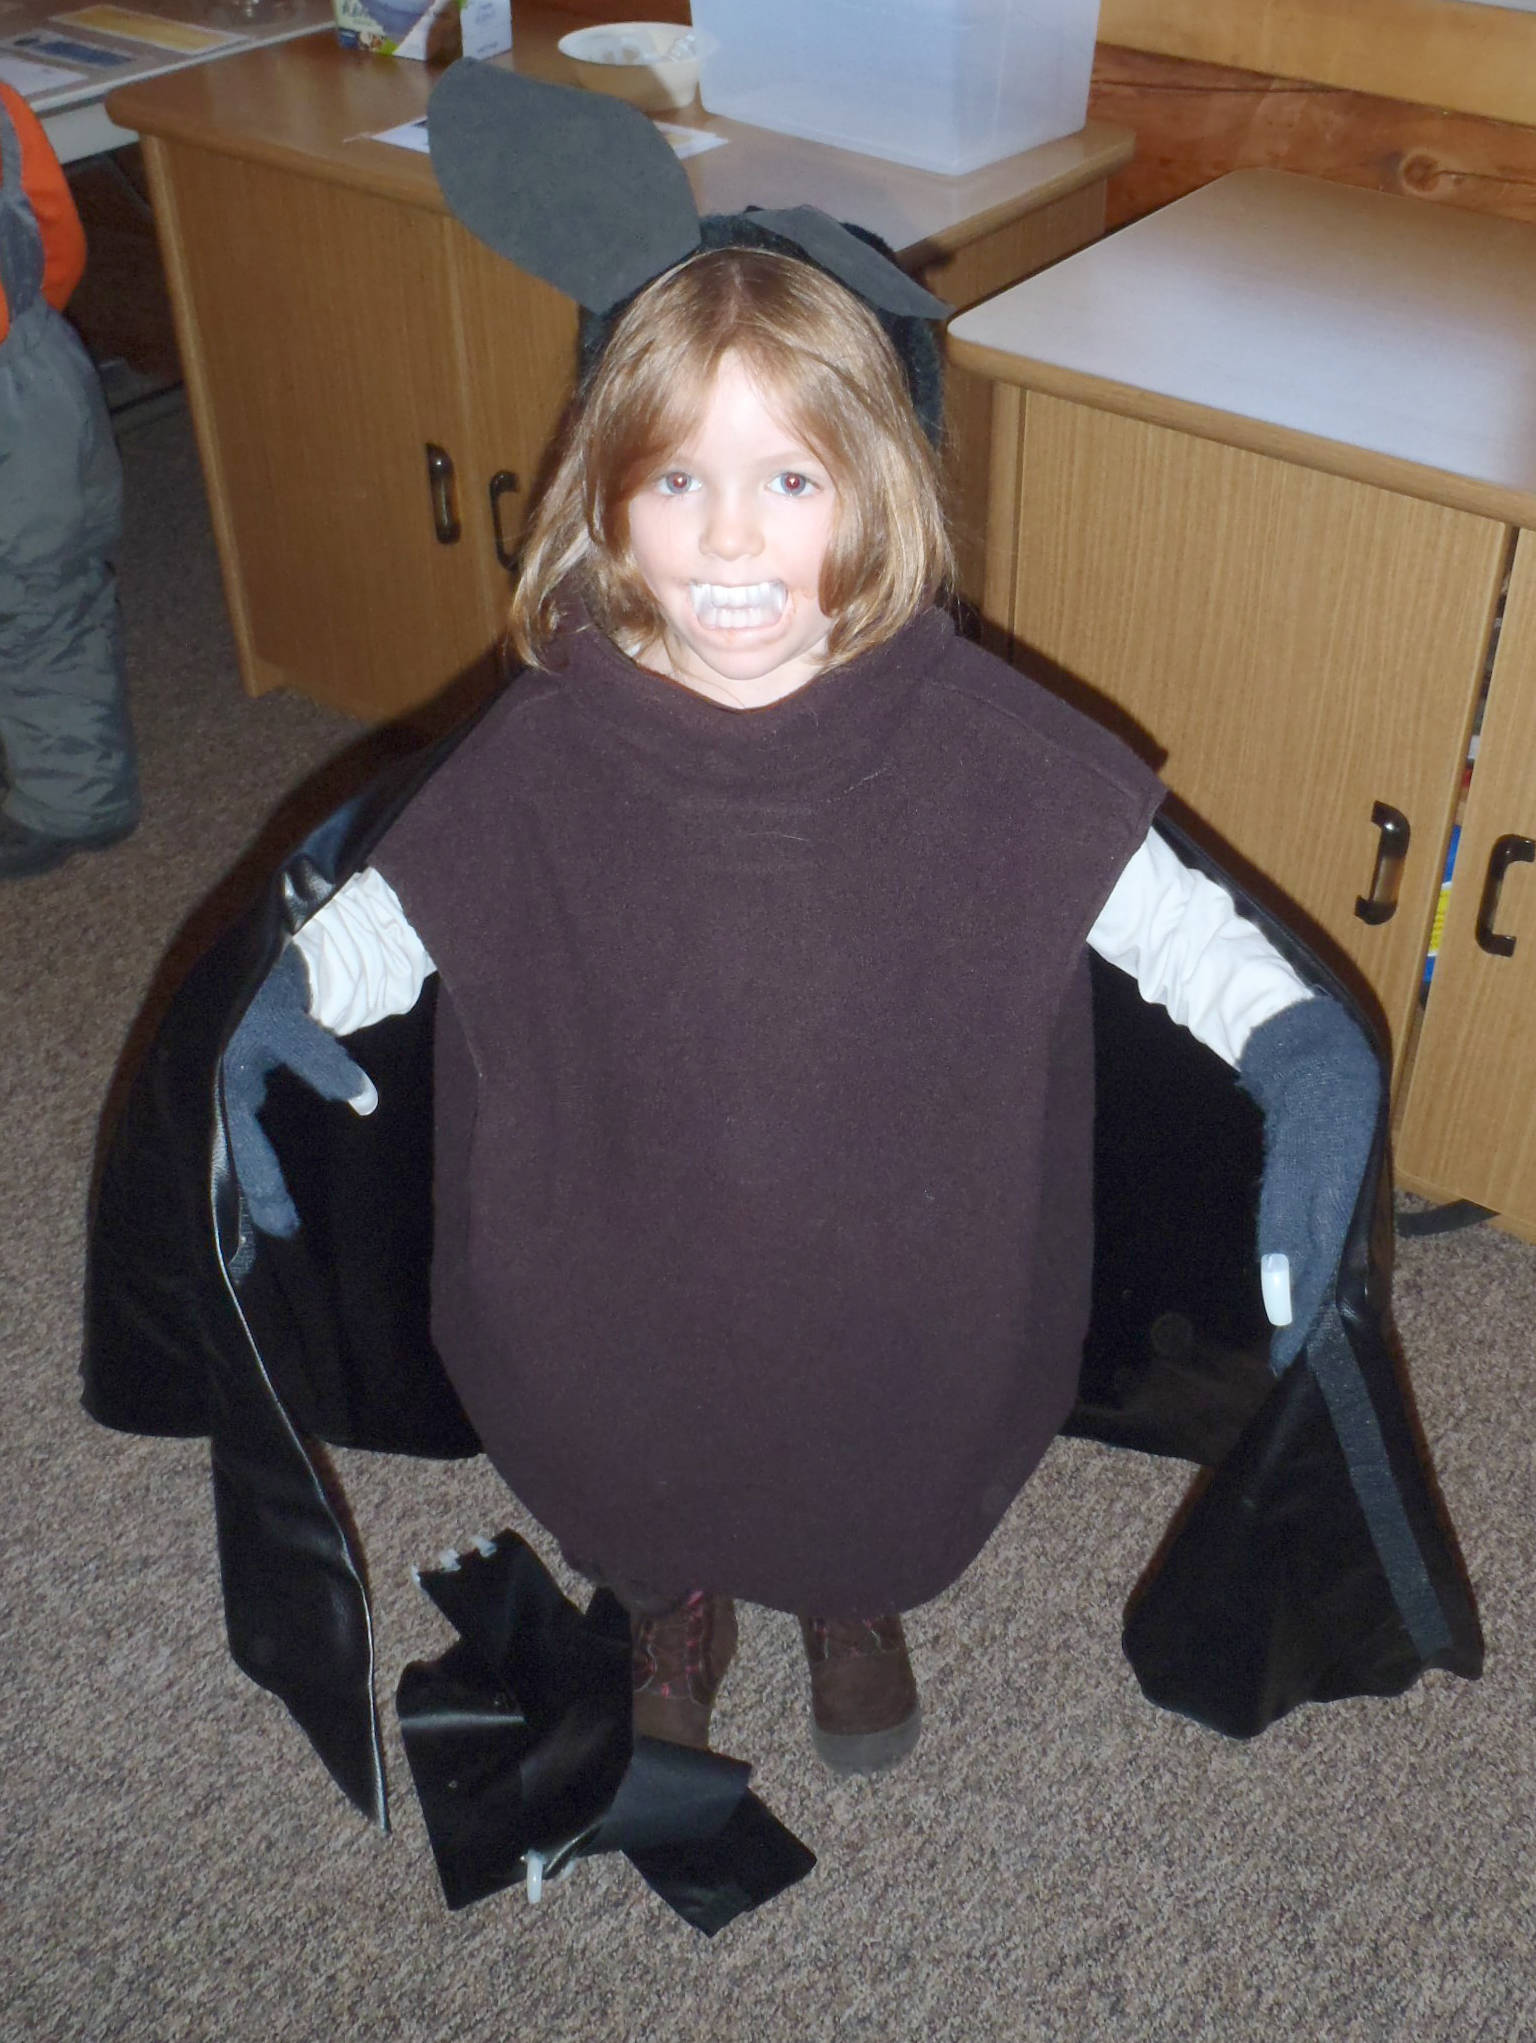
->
[111, 11, 1132, 720]
[949, 170, 1536, 1234]
[148, 142, 575, 717]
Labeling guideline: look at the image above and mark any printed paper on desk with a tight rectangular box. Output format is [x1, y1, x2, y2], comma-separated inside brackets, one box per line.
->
[11, 30, 133, 67]
[655, 122, 727, 160]
[0, 49, 85, 93]
[370, 116, 431, 153]
[55, 8, 245, 52]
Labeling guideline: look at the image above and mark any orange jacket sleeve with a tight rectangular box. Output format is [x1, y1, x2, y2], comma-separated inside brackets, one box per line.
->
[0, 82, 88, 340]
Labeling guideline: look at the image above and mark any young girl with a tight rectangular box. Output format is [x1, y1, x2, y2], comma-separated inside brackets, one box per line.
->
[229, 240, 1367, 1779]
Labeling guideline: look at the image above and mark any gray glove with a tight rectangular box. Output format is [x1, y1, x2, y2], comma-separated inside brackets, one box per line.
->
[1237, 993, 1382, 1370]
[222, 946, 377, 1238]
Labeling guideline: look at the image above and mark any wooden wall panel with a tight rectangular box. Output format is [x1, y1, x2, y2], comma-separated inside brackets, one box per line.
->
[1089, 44, 1536, 231]
[1097, 0, 1536, 129]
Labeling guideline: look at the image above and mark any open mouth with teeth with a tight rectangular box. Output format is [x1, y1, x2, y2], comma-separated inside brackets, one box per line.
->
[689, 580, 788, 631]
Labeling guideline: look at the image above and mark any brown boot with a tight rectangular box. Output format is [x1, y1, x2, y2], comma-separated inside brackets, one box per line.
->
[630, 1591, 738, 1749]
[799, 1613, 921, 1776]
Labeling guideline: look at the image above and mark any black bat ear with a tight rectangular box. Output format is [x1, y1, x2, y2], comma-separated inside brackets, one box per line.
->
[745, 207, 950, 321]
[427, 60, 702, 312]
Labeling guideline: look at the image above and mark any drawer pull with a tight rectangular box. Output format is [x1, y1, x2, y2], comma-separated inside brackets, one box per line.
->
[425, 443, 461, 545]
[488, 470, 521, 569]
[1474, 834, 1535, 958]
[1355, 801, 1411, 926]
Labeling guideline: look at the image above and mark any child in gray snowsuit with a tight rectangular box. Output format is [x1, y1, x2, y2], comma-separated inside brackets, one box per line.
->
[0, 83, 137, 880]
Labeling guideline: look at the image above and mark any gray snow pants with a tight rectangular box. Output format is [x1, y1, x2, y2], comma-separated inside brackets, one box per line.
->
[0, 99, 138, 840]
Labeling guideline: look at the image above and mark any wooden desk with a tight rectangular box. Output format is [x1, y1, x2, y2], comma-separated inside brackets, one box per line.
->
[949, 169, 1536, 1234]
[107, 8, 1132, 720]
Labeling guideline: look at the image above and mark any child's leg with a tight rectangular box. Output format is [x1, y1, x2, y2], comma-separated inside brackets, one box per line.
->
[799, 1613, 920, 1776]
[0, 311, 138, 870]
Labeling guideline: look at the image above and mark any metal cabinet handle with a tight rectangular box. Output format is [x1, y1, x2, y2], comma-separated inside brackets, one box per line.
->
[1474, 834, 1535, 957]
[425, 443, 461, 545]
[1355, 801, 1411, 926]
[488, 470, 521, 569]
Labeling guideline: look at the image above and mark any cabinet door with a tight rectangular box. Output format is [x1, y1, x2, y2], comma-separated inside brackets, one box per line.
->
[149, 141, 496, 719]
[992, 393, 1508, 1064]
[446, 223, 580, 633]
[1395, 531, 1536, 1231]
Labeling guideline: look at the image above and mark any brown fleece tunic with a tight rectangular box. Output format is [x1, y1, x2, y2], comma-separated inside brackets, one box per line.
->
[374, 608, 1162, 1614]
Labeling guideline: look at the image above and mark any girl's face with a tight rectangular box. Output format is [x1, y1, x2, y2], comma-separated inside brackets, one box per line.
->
[625, 354, 839, 711]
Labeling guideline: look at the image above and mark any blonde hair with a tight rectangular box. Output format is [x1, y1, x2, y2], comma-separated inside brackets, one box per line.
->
[508, 246, 952, 671]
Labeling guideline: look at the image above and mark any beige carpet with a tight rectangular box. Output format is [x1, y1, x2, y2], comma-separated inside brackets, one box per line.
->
[7, 404, 1535, 2042]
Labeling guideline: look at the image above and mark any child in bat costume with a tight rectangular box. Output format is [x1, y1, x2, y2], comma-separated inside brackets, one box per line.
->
[218, 63, 1388, 1779]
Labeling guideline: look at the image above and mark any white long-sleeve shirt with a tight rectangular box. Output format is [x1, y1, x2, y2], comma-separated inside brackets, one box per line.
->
[293, 826, 1310, 1068]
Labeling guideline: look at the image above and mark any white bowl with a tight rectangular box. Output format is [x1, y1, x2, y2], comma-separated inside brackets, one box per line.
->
[557, 21, 700, 114]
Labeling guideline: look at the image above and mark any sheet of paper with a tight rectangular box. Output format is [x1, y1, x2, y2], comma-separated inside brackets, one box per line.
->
[54, 7, 245, 52]
[368, 116, 722, 162]
[11, 29, 133, 66]
[0, 47, 84, 90]
[655, 122, 727, 161]
[369, 116, 430, 153]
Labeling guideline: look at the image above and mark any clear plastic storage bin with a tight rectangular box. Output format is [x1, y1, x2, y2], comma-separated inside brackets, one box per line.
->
[690, 0, 1100, 176]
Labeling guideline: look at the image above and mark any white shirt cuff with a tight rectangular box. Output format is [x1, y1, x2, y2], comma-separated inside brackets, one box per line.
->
[292, 867, 436, 1034]
[1087, 829, 1312, 1068]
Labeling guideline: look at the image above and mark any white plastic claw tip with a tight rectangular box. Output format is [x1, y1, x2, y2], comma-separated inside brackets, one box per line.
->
[1261, 1252, 1293, 1329]
[525, 1848, 579, 1905]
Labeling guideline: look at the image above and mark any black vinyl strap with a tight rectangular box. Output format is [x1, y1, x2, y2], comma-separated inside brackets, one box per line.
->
[1306, 1309, 1452, 1661]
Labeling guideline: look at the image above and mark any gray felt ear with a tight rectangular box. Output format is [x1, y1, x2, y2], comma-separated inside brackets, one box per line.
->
[746, 208, 951, 320]
[427, 61, 702, 311]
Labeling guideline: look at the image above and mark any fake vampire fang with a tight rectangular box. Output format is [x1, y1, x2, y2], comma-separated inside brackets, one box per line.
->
[690, 581, 787, 630]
